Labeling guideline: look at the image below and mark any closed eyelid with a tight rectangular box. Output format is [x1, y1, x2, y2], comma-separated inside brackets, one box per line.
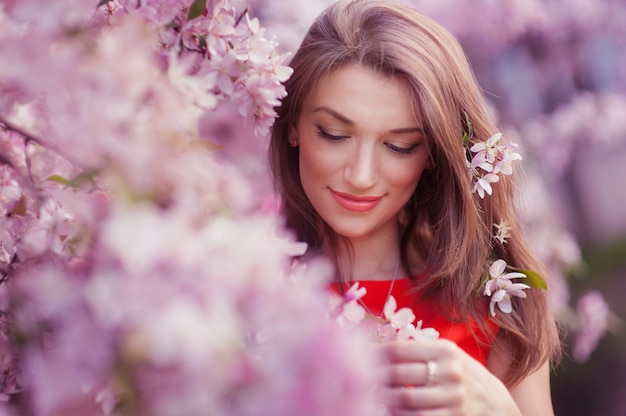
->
[316, 126, 348, 140]
[386, 142, 419, 155]
[312, 107, 423, 135]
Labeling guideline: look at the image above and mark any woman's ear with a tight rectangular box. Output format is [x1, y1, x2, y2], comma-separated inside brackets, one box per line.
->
[288, 125, 299, 147]
[425, 157, 435, 170]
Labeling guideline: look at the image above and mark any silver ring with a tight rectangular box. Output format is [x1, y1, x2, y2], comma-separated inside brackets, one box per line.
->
[425, 360, 438, 386]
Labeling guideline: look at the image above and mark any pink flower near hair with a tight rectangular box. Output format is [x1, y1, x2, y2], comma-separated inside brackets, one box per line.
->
[494, 220, 512, 244]
[467, 132, 522, 199]
[484, 259, 530, 316]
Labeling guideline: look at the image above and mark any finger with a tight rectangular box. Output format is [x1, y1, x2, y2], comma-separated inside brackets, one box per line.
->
[383, 338, 457, 363]
[387, 362, 430, 386]
[380, 385, 453, 410]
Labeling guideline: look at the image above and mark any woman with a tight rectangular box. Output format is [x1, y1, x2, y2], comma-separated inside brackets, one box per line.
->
[269, 0, 561, 414]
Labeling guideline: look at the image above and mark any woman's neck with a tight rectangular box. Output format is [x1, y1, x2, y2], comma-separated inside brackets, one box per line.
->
[323, 224, 426, 282]
[349, 255, 401, 282]
[330, 229, 403, 282]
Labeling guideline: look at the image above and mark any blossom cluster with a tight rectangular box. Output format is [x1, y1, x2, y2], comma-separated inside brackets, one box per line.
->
[459, 121, 533, 316]
[466, 132, 523, 199]
[329, 282, 440, 341]
[522, 92, 626, 176]
[100, 0, 293, 137]
[459, 122, 534, 316]
[3, 211, 382, 416]
[483, 259, 531, 317]
[0, 1, 386, 414]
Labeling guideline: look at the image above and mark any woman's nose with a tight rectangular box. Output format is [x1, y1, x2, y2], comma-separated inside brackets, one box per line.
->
[344, 141, 378, 190]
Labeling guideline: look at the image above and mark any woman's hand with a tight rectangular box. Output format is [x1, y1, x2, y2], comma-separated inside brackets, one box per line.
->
[379, 338, 522, 416]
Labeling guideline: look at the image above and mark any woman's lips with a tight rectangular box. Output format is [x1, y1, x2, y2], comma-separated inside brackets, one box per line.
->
[330, 189, 382, 212]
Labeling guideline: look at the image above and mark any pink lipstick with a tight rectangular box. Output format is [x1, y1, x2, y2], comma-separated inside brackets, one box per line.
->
[330, 189, 382, 212]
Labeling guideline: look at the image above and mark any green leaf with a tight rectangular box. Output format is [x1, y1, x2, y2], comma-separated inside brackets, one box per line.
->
[518, 269, 548, 290]
[97, 0, 111, 7]
[46, 170, 99, 189]
[463, 111, 473, 138]
[72, 169, 99, 185]
[187, 0, 207, 21]
[190, 140, 223, 151]
[46, 175, 75, 188]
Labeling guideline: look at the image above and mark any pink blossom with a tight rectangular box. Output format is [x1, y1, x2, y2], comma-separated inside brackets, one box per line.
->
[472, 172, 499, 199]
[467, 132, 522, 199]
[135, 0, 192, 25]
[493, 142, 523, 175]
[493, 220, 512, 245]
[328, 283, 367, 326]
[383, 295, 416, 330]
[484, 259, 530, 316]
[572, 291, 610, 363]
[396, 320, 440, 341]
[0, 167, 21, 217]
[470, 132, 503, 166]
[166, 51, 220, 111]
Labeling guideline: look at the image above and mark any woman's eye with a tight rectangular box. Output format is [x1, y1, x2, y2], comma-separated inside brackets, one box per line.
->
[317, 128, 347, 141]
[386, 143, 418, 155]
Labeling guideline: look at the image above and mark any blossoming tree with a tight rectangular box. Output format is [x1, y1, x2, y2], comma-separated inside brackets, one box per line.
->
[0, 0, 622, 414]
[0, 1, 387, 414]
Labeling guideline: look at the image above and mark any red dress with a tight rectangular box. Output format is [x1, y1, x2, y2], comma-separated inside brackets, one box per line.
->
[330, 278, 498, 366]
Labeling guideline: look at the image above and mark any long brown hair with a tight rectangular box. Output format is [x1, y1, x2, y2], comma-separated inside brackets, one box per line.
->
[269, 0, 560, 386]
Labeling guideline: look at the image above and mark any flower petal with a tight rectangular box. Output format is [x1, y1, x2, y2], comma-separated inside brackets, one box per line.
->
[489, 259, 507, 277]
[489, 300, 497, 316]
[497, 296, 513, 314]
[383, 295, 398, 320]
[492, 289, 507, 302]
[501, 272, 527, 280]
[390, 307, 416, 329]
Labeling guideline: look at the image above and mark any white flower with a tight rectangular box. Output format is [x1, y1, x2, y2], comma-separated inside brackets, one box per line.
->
[397, 320, 440, 341]
[466, 132, 522, 199]
[340, 282, 368, 324]
[494, 221, 512, 244]
[470, 132, 502, 168]
[341, 302, 367, 325]
[330, 282, 367, 326]
[472, 172, 499, 199]
[273, 226, 308, 257]
[484, 259, 530, 316]
[344, 282, 367, 303]
[493, 142, 523, 175]
[383, 296, 416, 330]
[470, 132, 502, 163]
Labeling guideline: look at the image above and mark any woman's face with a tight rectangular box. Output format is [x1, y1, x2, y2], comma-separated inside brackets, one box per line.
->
[292, 63, 430, 243]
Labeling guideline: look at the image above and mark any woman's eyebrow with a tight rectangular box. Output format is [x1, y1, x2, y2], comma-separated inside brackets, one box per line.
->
[312, 106, 354, 125]
[388, 127, 424, 134]
[312, 106, 424, 134]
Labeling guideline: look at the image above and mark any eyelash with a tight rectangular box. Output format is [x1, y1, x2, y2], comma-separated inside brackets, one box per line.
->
[316, 128, 346, 141]
[386, 143, 418, 155]
[316, 128, 419, 155]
